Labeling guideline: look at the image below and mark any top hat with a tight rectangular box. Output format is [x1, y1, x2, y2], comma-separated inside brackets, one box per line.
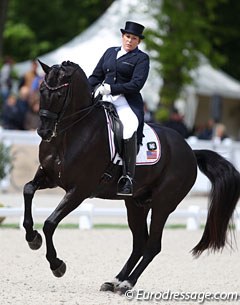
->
[120, 21, 145, 39]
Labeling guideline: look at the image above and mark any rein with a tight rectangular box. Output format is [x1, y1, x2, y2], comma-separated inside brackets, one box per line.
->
[57, 102, 98, 135]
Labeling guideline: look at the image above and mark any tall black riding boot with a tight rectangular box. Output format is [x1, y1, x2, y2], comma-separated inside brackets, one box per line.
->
[117, 132, 137, 196]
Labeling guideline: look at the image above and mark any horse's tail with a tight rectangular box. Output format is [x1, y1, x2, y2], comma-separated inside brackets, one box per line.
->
[192, 149, 240, 257]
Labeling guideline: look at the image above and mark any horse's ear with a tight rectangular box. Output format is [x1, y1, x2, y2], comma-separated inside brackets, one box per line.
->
[38, 59, 51, 74]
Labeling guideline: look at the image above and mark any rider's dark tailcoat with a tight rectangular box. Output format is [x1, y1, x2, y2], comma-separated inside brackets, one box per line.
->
[88, 46, 150, 144]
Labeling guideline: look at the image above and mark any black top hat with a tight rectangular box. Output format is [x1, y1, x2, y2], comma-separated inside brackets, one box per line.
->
[120, 21, 145, 39]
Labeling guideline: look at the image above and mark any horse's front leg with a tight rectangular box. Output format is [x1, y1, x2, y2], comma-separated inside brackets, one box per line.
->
[43, 190, 85, 277]
[23, 166, 56, 250]
[23, 180, 42, 250]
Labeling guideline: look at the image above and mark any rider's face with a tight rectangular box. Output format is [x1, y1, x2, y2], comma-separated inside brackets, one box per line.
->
[122, 33, 141, 52]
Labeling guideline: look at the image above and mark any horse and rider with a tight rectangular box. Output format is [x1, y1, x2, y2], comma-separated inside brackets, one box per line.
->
[22, 21, 240, 294]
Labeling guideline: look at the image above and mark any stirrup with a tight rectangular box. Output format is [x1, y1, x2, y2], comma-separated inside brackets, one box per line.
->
[117, 175, 133, 196]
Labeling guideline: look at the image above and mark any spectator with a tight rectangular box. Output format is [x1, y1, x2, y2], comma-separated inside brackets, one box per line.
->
[0, 56, 14, 104]
[29, 72, 44, 108]
[196, 119, 214, 140]
[19, 60, 39, 91]
[24, 100, 40, 130]
[31, 73, 44, 93]
[18, 86, 31, 128]
[2, 94, 24, 129]
[163, 107, 189, 138]
[213, 123, 229, 142]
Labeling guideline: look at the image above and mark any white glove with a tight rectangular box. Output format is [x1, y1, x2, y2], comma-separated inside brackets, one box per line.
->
[94, 83, 111, 98]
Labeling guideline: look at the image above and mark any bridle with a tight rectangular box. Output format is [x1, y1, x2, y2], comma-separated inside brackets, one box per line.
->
[44, 80, 69, 91]
[38, 78, 70, 123]
[39, 66, 98, 138]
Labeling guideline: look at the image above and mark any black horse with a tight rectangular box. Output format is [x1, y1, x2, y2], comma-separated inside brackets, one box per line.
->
[23, 61, 240, 294]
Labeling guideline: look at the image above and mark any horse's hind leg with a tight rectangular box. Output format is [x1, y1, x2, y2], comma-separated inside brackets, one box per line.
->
[115, 203, 170, 294]
[23, 166, 55, 250]
[115, 177, 194, 294]
[100, 198, 150, 292]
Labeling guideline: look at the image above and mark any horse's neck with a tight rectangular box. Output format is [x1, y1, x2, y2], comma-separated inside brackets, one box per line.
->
[66, 104, 105, 139]
[40, 107, 108, 169]
[58, 95, 102, 140]
[70, 89, 92, 112]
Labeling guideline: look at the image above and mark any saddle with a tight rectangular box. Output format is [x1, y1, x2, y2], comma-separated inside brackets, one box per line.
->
[91, 96, 161, 196]
[95, 97, 160, 166]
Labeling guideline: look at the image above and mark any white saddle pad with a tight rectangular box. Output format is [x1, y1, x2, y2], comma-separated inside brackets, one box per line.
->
[105, 111, 161, 166]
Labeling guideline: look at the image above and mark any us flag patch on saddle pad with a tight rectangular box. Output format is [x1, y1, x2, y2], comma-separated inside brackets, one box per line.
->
[146, 141, 158, 160]
[105, 113, 161, 166]
[147, 149, 158, 160]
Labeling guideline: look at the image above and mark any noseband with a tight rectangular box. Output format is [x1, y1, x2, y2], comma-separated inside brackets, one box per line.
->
[39, 109, 58, 120]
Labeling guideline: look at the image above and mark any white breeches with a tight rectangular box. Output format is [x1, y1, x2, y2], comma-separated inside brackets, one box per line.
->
[103, 94, 139, 139]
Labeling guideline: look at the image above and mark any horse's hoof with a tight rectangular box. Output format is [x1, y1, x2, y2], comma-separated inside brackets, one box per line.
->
[100, 282, 115, 292]
[115, 286, 129, 295]
[28, 232, 42, 250]
[52, 261, 66, 278]
[115, 280, 133, 295]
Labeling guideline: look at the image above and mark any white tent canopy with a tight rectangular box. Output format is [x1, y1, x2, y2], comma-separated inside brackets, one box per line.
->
[15, 0, 153, 77]
[15, 0, 240, 112]
[191, 61, 240, 99]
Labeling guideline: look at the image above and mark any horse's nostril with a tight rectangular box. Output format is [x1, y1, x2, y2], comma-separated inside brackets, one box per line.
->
[37, 128, 53, 141]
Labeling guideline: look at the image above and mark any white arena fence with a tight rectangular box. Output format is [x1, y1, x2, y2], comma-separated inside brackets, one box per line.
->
[0, 204, 240, 231]
[0, 129, 239, 230]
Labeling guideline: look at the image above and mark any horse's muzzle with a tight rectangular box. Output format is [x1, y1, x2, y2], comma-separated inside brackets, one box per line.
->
[37, 128, 54, 142]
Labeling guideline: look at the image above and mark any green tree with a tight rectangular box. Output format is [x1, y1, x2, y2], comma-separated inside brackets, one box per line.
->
[0, 0, 9, 59]
[2, 0, 113, 61]
[144, 0, 225, 122]
[211, 0, 240, 80]
[0, 142, 12, 180]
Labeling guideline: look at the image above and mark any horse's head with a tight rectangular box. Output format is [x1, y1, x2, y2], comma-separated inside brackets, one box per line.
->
[37, 60, 87, 141]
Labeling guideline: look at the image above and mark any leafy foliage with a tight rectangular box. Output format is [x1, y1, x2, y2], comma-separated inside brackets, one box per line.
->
[0, 142, 13, 180]
[3, 0, 113, 61]
[210, 0, 240, 80]
[144, 0, 226, 121]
